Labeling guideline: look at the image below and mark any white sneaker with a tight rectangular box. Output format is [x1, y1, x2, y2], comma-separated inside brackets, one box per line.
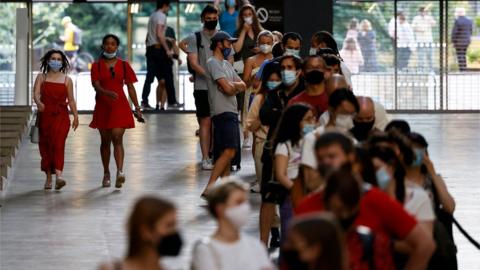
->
[243, 136, 252, 149]
[250, 183, 261, 193]
[202, 159, 214, 170]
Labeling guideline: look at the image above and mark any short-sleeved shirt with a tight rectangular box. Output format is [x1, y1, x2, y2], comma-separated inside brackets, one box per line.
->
[186, 30, 217, 91]
[219, 10, 239, 37]
[206, 57, 241, 116]
[146, 10, 167, 47]
[404, 181, 435, 222]
[300, 126, 326, 169]
[288, 90, 329, 118]
[274, 140, 302, 180]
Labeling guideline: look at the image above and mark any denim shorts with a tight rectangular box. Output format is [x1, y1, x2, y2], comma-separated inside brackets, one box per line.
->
[212, 112, 240, 162]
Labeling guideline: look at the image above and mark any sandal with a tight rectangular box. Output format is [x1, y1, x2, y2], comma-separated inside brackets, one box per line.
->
[102, 173, 111, 188]
[55, 178, 66, 190]
[115, 171, 125, 188]
[44, 181, 53, 190]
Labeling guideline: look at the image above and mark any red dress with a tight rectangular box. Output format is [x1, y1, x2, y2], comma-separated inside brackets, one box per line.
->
[39, 79, 70, 173]
[89, 58, 137, 129]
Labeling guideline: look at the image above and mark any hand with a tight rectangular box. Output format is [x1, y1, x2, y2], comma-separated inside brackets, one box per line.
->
[105, 90, 118, 100]
[423, 154, 435, 175]
[189, 76, 195, 83]
[242, 23, 251, 32]
[135, 107, 143, 118]
[178, 58, 183, 66]
[37, 103, 45, 112]
[72, 116, 79, 131]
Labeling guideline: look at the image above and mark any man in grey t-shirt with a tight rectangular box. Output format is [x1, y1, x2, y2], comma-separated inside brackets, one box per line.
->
[180, 4, 220, 170]
[201, 31, 246, 197]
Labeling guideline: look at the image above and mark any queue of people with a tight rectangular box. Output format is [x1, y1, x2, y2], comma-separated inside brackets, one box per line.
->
[32, 1, 465, 269]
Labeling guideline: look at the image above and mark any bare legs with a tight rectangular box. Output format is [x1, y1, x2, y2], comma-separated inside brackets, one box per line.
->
[260, 202, 276, 245]
[156, 79, 167, 109]
[198, 117, 211, 161]
[99, 128, 126, 186]
[202, 148, 235, 194]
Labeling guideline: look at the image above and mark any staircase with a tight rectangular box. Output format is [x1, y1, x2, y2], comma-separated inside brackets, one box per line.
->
[0, 106, 32, 189]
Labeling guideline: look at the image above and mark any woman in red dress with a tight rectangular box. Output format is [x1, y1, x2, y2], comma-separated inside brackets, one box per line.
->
[90, 34, 142, 188]
[33, 49, 79, 190]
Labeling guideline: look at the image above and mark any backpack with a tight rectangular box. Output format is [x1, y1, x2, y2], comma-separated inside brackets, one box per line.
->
[73, 27, 82, 46]
[187, 31, 202, 76]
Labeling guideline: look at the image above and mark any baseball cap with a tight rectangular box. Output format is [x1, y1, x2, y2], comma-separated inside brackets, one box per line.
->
[210, 31, 238, 48]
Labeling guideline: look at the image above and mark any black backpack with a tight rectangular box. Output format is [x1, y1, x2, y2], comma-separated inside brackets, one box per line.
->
[187, 31, 202, 76]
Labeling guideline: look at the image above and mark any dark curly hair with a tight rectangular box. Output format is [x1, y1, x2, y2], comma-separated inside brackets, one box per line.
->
[40, 49, 70, 74]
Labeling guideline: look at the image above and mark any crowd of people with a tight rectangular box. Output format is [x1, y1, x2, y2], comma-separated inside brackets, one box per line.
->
[32, 0, 466, 269]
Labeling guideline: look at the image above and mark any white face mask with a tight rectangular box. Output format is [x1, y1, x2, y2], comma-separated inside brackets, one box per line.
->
[284, 49, 300, 58]
[309, 47, 317, 56]
[244, 16, 253, 25]
[335, 114, 354, 130]
[225, 202, 251, 229]
[259, 44, 272, 54]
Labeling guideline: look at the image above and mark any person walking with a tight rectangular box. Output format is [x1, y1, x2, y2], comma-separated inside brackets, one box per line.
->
[357, 19, 378, 72]
[141, 0, 182, 109]
[452, 7, 473, 71]
[90, 34, 142, 189]
[412, 6, 436, 72]
[33, 49, 79, 190]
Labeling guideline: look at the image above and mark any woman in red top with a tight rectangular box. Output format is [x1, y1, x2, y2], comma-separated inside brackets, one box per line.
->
[33, 49, 79, 190]
[90, 34, 142, 188]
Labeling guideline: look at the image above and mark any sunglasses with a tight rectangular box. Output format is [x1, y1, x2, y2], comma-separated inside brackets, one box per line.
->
[109, 66, 115, 79]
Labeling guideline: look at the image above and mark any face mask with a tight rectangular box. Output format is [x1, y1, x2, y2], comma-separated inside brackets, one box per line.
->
[339, 211, 358, 231]
[282, 249, 309, 270]
[266, 80, 281, 90]
[259, 44, 272, 54]
[225, 202, 251, 229]
[204, 20, 218, 30]
[375, 167, 391, 189]
[156, 232, 183, 256]
[103, 51, 117, 59]
[285, 49, 300, 58]
[309, 47, 317, 56]
[48, 60, 63, 72]
[222, 47, 232, 59]
[350, 120, 375, 142]
[244, 16, 253, 25]
[304, 69, 325, 85]
[226, 0, 236, 7]
[335, 114, 354, 130]
[302, 124, 315, 135]
[411, 148, 425, 167]
[281, 70, 298, 86]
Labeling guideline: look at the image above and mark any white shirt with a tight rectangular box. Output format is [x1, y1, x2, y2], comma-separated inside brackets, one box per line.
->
[404, 181, 435, 222]
[412, 15, 436, 43]
[146, 10, 167, 46]
[275, 140, 303, 179]
[319, 101, 389, 131]
[340, 62, 352, 86]
[300, 126, 326, 169]
[191, 234, 273, 270]
[388, 18, 415, 48]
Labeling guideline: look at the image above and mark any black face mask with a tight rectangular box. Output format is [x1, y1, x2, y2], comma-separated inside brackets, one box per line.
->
[156, 232, 183, 256]
[350, 119, 375, 142]
[204, 20, 218, 30]
[339, 211, 359, 231]
[282, 249, 309, 270]
[304, 69, 325, 85]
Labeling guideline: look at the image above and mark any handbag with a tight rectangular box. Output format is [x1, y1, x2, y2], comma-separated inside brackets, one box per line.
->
[30, 112, 39, 144]
[262, 140, 290, 205]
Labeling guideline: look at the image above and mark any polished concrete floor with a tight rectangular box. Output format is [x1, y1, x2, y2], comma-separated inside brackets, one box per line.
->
[1, 113, 479, 270]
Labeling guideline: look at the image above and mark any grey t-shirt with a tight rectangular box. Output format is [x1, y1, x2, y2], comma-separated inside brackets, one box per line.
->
[206, 57, 241, 116]
[186, 30, 216, 91]
[146, 10, 167, 47]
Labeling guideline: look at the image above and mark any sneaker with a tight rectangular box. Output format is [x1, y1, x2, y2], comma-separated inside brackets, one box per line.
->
[155, 105, 160, 111]
[142, 102, 154, 110]
[250, 183, 261, 193]
[242, 136, 252, 149]
[115, 171, 126, 188]
[168, 102, 184, 109]
[202, 159, 214, 170]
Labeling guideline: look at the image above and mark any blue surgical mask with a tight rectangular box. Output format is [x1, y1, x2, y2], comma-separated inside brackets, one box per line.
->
[226, 0, 236, 7]
[281, 70, 297, 86]
[222, 47, 232, 59]
[376, 167, 391, 189]
[302, 124, 316, 135]
[103, 51, 117, 59]
[266, 80, 281, 90]
[48, 60, 63, 71]
[411, 148, 426, 167]
[285, 49, 300, 58]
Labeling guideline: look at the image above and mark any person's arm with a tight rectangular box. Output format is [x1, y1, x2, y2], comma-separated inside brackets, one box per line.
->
[246, 95, 263, 132]
[156, 23, 172, 57]
[275, 148, 294, 190]
[401, 224, 436, 270]
[233, 25, 250, 53]
[66, 77, 79, 131]
[424, 155, 456, 214]
[451, 20, 459, 44]
[188, 53, 207, 77]
[216, 77, 246, 96]
[33, 74, 45, 112]
[242, 57, 254, 87]
[126, 83, 142, 117]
